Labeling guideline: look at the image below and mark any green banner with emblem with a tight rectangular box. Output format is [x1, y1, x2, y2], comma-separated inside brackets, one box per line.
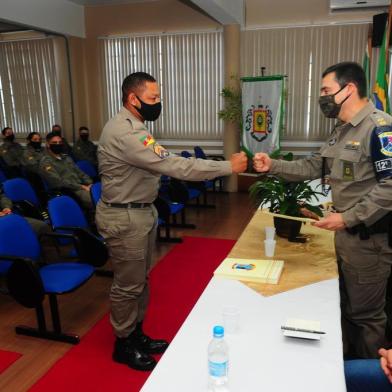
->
[241, 75, 285, 157]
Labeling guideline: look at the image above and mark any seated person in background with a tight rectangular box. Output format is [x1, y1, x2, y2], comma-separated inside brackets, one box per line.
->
[23, 132, 44, 173]
[73, 126, 98, 167]
[0, 186, 56, 261]
[39, 132, 93, 210]
[345, 348, 392, 391]
[0, 127, 24, 172]
[51, 124, 73, 156]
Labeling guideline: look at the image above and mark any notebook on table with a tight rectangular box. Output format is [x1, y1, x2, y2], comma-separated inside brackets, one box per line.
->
[214, 257, 284, 285]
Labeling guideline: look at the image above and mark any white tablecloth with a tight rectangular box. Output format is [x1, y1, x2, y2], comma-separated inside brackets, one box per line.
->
[141, 277, 346, 392]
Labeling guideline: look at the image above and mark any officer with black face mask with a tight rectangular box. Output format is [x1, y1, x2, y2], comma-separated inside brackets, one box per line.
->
[39, 132, 93, 210]
[73, 126, 98, 166]
[22, 132, 44, 174]
[0, 127, 24, 171]
[253, 62, 392, 360]
[95, 71, 247, 372]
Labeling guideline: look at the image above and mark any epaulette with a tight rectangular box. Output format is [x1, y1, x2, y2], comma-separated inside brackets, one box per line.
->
[369, 110, 392, 127]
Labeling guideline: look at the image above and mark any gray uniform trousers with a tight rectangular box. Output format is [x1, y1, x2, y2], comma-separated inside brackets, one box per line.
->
[95, 201, 158, 338]
[336, 229, 392, 358]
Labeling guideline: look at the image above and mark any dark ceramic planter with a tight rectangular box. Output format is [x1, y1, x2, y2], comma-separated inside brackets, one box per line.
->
[273, 216, 302, 239]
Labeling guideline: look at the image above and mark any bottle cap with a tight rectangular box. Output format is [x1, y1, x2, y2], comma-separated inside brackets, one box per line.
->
[213, 325, 224, 338]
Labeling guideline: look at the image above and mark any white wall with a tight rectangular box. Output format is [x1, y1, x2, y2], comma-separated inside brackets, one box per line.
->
[0, 0, 85, 37]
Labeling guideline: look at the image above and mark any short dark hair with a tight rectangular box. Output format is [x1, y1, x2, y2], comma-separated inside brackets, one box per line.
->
[46, 132, 62, 142]
[122, 72, 156, 105]
[27, 132, 40, 141]
[1, 127, 11, 135]
[322, 62, 367, 98]
[52, 124, 62, 131]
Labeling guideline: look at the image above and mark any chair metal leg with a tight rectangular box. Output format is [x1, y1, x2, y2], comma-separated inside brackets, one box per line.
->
[157, 224, 182, 243]
[15, 296, 80, 344]
[169, 210, 196, 229]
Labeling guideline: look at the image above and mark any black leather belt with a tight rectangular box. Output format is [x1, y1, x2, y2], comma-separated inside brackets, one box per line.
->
[103, 201, 151, 209]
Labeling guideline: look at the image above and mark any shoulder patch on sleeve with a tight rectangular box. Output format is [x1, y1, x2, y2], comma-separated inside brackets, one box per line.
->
[152, 142, 170, 159]
[139, 134, 155, 146]
[371, 125, 392, 180]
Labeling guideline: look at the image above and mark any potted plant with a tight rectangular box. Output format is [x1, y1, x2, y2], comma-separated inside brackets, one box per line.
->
[249, 176, 324, 240]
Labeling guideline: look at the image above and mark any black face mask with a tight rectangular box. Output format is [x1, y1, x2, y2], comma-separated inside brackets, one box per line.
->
[5, 135, 15, 142]
[49, 144, 64, 154]
[134, 96, 162, 122]
[318, 85, 350, 118]
[80, 134, 89, 141]
[29, 141, 42, 150]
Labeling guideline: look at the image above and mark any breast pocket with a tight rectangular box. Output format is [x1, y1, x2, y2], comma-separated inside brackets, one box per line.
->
[337, 150, 362, 181]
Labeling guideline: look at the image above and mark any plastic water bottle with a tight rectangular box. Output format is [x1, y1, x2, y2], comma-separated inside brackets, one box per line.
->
[208, 325, 229, 390]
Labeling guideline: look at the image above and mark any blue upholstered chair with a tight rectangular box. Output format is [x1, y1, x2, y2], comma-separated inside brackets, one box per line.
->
[2, 177, 47, 220]
[0, 214, 94, 344]
[47, 195, 110, 275]
[75, 160, 99, 181]
[90, 182, 101, 206]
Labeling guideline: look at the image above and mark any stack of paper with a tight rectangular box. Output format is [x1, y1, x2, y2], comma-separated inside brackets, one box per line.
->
[214, 257, 284, 284]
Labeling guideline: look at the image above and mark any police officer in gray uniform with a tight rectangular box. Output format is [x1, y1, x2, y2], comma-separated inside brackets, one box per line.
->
[254, 62, 392, 359]
[96, 72, 247, 371]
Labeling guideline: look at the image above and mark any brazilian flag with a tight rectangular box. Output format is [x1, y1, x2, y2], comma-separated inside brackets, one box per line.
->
[373, 19, 390, 113]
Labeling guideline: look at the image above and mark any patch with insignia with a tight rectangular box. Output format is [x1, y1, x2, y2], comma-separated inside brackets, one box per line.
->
[45, 166, 52, 171]
[375, 158, 392, 172]
[139, 134, 155, 147]
[378, 131, 392, 157]
[153, 143, 169, 159]
[344, 141, 360, 151]
[376, 118, 388, 126]
[328, 137, 337, 146]
[342, 161, 354, 181]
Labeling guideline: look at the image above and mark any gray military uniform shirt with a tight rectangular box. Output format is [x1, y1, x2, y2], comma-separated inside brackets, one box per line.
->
[98, 107, 232, 204]
[268, 101, 392, 227]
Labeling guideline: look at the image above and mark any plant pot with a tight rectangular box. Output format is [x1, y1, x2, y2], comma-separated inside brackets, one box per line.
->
[273, 217, 302, 239]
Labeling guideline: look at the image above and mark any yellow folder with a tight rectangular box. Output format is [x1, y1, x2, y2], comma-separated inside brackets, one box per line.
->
[214, 257, 284, 285]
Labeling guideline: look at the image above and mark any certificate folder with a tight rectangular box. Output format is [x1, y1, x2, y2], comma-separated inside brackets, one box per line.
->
[214, 258, 284, 285]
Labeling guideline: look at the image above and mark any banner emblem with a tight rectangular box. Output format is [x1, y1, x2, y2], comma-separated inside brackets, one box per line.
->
[245, 105, 272, 142]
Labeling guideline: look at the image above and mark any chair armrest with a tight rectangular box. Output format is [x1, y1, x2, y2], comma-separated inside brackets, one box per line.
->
[0, 254, 36, 264]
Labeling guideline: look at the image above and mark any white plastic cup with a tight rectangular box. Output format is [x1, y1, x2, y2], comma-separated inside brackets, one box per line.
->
[264, 239, 276, 257]
[222, 306, 240, 334]
[265, 226, 276, 240]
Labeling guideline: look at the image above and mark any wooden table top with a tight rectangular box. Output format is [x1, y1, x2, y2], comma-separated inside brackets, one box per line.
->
[228, 210, 338, 296]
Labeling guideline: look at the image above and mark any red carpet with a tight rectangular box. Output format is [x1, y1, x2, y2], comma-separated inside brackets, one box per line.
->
[30, 236, 235, 392]
[0, 349, 21, 374]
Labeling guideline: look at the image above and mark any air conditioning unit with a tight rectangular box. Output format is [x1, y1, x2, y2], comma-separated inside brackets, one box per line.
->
[330, 0, 390, 12]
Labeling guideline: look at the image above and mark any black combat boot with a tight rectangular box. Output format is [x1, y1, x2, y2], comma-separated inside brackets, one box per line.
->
[131, 322, 169, 354]
[113, 336, 156, 371]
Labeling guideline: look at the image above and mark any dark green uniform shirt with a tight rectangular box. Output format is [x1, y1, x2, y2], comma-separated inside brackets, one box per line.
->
[0, 141, 24, 167]
[22, 144, 44, 173]
[73, 139, 98, 165]
[39, 151, 92, 191]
